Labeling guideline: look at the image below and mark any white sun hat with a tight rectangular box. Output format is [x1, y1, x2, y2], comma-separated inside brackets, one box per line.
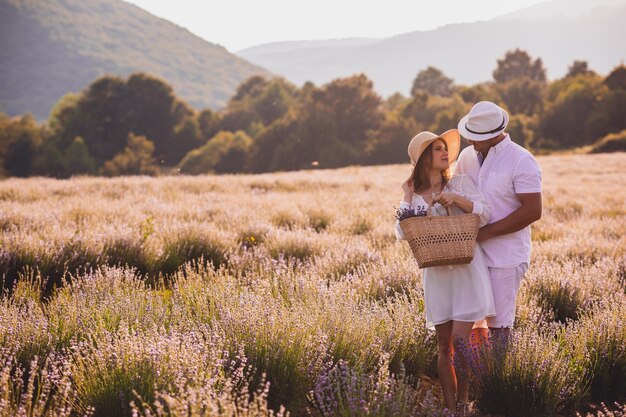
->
[458, 101, 510, 141]
[407, 129, 460, 165]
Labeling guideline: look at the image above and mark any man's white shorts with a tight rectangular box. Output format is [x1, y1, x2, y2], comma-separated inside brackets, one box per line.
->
[486, 263, 528, 329]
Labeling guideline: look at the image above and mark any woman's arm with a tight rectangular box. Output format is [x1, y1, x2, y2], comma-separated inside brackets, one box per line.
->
[402, 177, 414, 204]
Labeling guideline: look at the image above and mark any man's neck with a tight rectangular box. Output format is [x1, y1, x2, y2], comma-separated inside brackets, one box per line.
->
[480, 133, 507, 161]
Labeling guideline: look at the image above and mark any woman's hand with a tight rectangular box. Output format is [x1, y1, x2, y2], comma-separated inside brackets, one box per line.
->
[402, 177, 414, 203]
[432, 192, 458, 208]
[432, 192, 475, 213]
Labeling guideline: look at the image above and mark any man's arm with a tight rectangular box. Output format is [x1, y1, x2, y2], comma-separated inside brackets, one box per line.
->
[477, 192, 542, 242]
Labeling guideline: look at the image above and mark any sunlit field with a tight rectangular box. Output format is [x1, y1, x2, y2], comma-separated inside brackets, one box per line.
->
[1, 153, 625, 417]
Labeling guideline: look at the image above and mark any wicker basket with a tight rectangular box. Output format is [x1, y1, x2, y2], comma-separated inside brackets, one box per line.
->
[399, 211, 480, 268]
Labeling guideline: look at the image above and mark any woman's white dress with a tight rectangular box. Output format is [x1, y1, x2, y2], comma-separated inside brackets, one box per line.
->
[395, 174, 496, 329]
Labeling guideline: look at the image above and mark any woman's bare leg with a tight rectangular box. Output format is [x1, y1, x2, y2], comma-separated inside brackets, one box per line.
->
[452, 321, 475, 404]
[435, 321, 456, 411]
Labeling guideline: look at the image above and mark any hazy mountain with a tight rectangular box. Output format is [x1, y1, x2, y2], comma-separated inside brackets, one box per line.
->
[0, 0, 270, 120]
[238, 0, 626, 97]
[240, 38, 379, 57]
[495, 0, 626, 21]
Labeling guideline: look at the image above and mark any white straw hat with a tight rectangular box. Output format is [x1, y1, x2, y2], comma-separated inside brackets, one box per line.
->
[408, 129, 460, 165]
[458, 101, 509, 141]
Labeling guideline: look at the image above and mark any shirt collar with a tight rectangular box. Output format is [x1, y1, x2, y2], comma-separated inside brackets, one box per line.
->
[475, 134, 511, 158]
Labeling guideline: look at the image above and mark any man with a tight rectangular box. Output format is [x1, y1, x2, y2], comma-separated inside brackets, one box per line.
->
[455, 101, 542, 343]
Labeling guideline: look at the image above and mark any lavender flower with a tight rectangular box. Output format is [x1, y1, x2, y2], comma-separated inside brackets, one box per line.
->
[394, 206, 428, 221]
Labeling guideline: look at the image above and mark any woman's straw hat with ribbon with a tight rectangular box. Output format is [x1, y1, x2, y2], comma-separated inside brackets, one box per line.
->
[408, 129, 460, 165]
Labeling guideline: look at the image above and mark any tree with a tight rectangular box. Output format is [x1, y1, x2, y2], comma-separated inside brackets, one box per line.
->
[101, 133, 160, 176]
[401, 92, 430, 127]
[493, 49, 547, 116]
[0, 114, 44, 177]
[51, 73, 193, 167]
[216, 77, 297, 135]
[171, 116, 203, 163]
[216, 104, 258, 135]
[535, 73, 606, 148]
[214, 132, 253, 173]
[315, 74, 383, 145]
[123, 73, 194, 164]
[457, 83, 499, 105]
[289, 74, 383, 168]
[231, 75, 268, 102]
[197, 109, 220, 141]
[411, 67, 455, 97]
[401, 92, 469, 134]
[247, 115, 301, 172]
[47, 92, 81, 138]
[382, 92, 407, 112]
[496, 78, 545, 116]
[33, 142, 68, 178]
[493, 49, 547, 84]
[604, 65, 626, 91]
[566, 60, 593, 78]
[429, 95, 471, 135]
[0, 113, 12, 176]
[364, 112, 419, 165]
[62, 75, 129, 163]
[179, 130, 252, 174]
[506, 114, 535, 148]
[253, 81, 293, 125]
[64, 136, 96, 176]
[5, 133, 37, 177]
[248, 74, 385, 171]
[586, 67, 626, 140]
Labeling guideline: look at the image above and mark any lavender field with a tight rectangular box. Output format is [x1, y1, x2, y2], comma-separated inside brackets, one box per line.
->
[0, 153, 625, 417]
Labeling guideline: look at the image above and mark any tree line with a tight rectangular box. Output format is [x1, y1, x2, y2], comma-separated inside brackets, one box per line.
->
[1, 49, 625, 178]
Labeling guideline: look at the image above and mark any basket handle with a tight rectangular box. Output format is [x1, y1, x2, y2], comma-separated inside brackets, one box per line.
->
[429, 193, 451, 216]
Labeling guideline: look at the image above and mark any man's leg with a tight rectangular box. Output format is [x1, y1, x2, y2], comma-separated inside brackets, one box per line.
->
[486, 263, 527, 348]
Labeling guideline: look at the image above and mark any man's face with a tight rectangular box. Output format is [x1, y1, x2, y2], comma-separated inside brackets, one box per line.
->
[466, 134, 502, 154]
[466, 138, 491, 153]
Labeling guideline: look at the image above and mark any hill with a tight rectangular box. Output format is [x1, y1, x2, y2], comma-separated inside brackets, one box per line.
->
[238, 0, 626, 97]
[0, 0, 271, 120]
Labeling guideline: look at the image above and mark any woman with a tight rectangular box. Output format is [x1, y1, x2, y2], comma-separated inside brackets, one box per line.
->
[395, 129, 495, 416]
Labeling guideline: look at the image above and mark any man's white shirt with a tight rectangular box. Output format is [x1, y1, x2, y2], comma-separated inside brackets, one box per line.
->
[454, 135, 542, 268]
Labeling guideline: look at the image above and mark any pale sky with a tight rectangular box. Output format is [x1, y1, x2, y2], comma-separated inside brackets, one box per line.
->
[123, 0, 548, 52]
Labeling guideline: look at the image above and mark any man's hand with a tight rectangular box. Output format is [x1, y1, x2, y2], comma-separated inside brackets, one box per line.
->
[477, 225, 494, 243]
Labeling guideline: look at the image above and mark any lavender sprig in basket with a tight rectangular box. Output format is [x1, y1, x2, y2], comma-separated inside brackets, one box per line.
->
[394, 206, 428, 221]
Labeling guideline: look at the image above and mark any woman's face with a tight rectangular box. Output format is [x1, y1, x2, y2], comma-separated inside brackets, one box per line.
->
[430, 139, 449, 170]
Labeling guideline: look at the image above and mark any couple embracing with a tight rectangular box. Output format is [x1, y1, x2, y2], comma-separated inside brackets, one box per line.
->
[395, 101, 543, 416]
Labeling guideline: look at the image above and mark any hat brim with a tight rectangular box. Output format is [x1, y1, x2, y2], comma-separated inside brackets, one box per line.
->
[458, 109, 510, 141]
